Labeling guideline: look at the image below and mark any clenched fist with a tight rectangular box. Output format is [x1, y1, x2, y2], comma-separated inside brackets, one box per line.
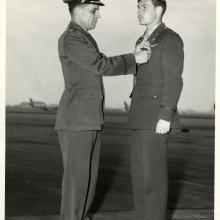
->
[134, 50, 148, 64]
[134, 39, 151, 64]
[156, 119, 171, 134]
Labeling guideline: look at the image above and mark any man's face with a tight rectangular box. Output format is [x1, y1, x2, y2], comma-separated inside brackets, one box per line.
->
[77, 4, 101, 30]
[137, 0, 157, 26]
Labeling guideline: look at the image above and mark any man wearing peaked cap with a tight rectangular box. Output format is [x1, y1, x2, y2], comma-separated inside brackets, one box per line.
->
[127, 0, 184, 220]
[55, 1, 150, 220]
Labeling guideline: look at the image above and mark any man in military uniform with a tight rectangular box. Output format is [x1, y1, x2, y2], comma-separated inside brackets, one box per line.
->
[127, 0, 184, 219]
[55, 0, 149, 219]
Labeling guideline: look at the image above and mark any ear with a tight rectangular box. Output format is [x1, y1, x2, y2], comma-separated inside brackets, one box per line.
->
[74, 4, 83, 16]
[155, 5, 163, 16]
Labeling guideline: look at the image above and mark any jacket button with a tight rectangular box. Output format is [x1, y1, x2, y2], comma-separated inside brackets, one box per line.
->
[154, 96, 157, 99]
[90, 94, 94, 98]
[66, 121, 71, 126]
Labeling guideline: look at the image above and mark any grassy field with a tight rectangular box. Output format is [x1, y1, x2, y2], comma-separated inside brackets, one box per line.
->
[5, 108, 214, 219]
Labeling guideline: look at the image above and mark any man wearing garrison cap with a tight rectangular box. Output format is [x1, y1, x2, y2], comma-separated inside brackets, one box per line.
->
[127, 0, 184, 219]
[55, 1, 150, 219]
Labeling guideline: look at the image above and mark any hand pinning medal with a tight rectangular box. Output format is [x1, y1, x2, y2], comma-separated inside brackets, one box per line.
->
[135, 36, 152, 62]
[135, 26, 166, 63]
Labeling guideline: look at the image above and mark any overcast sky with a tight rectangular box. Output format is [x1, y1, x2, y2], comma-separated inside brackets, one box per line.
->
[6, 0, 216, 113]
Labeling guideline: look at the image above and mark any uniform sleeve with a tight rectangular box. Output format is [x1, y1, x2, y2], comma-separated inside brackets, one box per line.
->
[63, 31, 136, 76]
[158, 33, 184, 122]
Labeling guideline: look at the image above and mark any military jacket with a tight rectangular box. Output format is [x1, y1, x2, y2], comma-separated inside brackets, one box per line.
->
[127, 23, 184, 129]
[55, 22, 136, 131]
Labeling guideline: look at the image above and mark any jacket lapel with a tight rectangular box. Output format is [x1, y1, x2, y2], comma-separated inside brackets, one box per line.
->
[148, 23, 167, 45]
[136, 23, 167, 47]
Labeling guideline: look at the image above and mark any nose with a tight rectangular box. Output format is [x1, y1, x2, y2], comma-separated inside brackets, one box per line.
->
[137, 9, 141, 16]
[137, 8, 143, 15]
[96, 11, 101, 19]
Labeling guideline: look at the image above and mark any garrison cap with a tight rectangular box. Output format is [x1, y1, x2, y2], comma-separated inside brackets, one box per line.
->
[63, 0, 105, 6]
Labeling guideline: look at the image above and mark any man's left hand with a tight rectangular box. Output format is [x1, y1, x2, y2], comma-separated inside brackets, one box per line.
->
[156, 119, 171, 134]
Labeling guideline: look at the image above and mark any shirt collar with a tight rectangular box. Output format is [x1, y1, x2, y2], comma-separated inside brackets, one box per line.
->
[68, 21, 89, 34]
[143, 22, 165, 38]
[147, 22, 162, 37]
[147, 23, 166, 44]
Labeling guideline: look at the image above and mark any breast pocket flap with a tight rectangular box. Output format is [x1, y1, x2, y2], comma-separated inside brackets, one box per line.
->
[75, 88, 103, 99]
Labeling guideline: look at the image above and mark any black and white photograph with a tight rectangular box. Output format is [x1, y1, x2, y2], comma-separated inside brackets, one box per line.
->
[1, 0, 218, 219]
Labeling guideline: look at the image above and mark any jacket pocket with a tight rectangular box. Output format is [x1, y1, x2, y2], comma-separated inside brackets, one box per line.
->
[69, 88, 104, 125]
[134, 87, 162, 99]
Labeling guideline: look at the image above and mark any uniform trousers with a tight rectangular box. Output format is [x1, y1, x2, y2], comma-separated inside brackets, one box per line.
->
[130, 130, 169, 220]
[58, 130, 101, 220]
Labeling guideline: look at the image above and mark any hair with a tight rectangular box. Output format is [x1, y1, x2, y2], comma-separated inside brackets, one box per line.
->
[138, 0, 167, 16]
[68, 2, 82, 15]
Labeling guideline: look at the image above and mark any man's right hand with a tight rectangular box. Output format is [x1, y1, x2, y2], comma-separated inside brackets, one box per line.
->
[134, 50, 151, 64]
[135, 39, 151, 53]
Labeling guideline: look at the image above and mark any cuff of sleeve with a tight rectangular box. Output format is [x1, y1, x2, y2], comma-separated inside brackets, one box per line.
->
[122, 53, 136, 75]
[158, 107, 176, 122]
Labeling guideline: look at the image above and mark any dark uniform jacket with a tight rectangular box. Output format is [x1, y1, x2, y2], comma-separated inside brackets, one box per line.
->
[127, 23, 184, 129]
[55, 22, 136, 131]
